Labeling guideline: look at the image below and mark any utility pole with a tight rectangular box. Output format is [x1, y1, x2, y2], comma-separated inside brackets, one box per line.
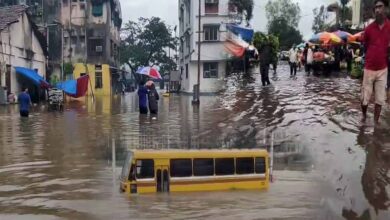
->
[192, 0, 201, 105]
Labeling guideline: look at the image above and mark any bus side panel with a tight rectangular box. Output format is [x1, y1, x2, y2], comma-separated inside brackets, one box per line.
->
[170, 178, 269, 192]
[137, 185, 156, 194]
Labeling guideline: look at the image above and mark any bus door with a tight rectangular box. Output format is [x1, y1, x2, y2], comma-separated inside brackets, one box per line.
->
[156, 166, 169, 193]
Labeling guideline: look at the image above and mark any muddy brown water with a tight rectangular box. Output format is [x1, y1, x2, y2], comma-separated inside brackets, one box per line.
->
[0, 64, 389, 219]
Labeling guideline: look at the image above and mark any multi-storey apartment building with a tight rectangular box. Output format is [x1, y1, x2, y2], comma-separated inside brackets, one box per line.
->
[179, 0, 236, 94]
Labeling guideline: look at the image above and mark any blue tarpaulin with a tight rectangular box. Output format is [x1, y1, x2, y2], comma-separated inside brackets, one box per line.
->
[56, 79, 77, 95]
[226, 24, 254, 43]
[14, 67, 49, 88]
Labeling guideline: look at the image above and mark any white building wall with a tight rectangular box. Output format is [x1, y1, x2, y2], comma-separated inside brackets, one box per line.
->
[0, 13, 46, 95]
[179, 0, 231, 94]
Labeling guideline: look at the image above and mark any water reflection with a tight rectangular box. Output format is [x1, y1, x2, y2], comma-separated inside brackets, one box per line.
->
[0, 64, 389, 219]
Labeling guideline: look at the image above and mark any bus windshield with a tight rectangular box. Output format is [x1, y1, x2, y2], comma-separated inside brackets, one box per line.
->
[121, 151, 133, 180]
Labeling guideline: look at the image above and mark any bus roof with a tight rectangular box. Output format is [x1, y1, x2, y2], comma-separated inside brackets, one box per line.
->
[131, 149, 268, 159]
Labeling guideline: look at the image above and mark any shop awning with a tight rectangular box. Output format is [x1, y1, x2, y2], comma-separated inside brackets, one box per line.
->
[14, 67, 50, 88]
[56, 75, 89, 98]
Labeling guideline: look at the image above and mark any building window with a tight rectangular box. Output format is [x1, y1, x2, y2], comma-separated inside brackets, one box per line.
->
[215, 158, 234, 175]
[203, 62, 218, 78]
[79, 36, 85, 45]
[204, 25, 219, 41]
[205, 0, 219, 14]
[193, 159, 214, 176]
[136, 159, 154, 179]
[5, 65, 11, 91]
[95, 65, 103, 89]
[110, 40, 114, 57]
[71, 36, 77, 45]
[185, 0, 191, 23]
[92, 3, 103, 17]
[185, 35, 190, 51]
[236, 158, 254, 174]
[88, 38, 104, 56]
[170, 159, 192, 177]
[185, 64, 189, 79]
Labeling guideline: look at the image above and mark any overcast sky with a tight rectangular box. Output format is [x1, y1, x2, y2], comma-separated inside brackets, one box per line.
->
[119, 0, 336, 40]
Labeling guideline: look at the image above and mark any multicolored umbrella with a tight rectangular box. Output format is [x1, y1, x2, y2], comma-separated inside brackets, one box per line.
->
[136, 66, 162, 79]
[352, 31, 364, 42]
[309, 32, 342, 45]
[333, 30, 354, 42]
[296, 43, 306, 49]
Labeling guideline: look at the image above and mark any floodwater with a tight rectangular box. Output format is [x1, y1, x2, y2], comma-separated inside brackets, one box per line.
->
[0, 63, 389, 220]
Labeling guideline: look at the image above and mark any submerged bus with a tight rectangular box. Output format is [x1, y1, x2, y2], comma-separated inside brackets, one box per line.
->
[120, 149, 269, 194]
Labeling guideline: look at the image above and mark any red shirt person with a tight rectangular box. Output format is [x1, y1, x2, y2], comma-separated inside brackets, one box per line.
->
[361, 0, 390, 124]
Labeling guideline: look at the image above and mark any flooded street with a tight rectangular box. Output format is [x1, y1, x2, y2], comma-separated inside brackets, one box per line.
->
[1, 63, 390, 220]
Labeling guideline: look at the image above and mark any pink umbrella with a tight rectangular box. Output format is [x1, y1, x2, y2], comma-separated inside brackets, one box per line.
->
[136, 66, 162, 79]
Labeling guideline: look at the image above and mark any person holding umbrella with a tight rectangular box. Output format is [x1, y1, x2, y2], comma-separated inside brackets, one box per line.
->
[146, 81, 160, 115]
[137, 80, 148, 115]
[136, 66, 162, 115]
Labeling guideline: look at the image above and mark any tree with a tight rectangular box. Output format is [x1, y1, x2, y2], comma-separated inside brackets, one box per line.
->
[253, 32, 280, 63]
[119, 17, 177, 79]
[229, 0, 254, 26]
[253, 32, 268, 51]
[268, 18, 302, 50]
[265, 0, 302, 49]
[312, 5, 330, 33]
[265, 0, 301, 28]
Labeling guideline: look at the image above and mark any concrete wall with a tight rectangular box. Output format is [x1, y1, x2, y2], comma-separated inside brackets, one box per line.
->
[181, 61, 225, 93]
[73, 63, 112, 96]
[0, 13, 46, 95]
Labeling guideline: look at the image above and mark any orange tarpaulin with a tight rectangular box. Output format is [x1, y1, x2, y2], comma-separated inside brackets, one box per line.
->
[224, 39, 246, 57]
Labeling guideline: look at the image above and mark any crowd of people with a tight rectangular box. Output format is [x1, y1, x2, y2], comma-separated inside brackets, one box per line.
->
[287, 43, 362, 76]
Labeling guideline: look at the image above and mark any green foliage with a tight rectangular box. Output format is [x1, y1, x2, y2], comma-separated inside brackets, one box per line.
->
[340, 0, 350, 6]
[268, 35, 280, 52]
[253, 32, 279, 61]
[265, 0, 302, 50]
[119, 17, 177, 77]
[229, 0, 254, 26]
[63, 63, 73, 75]
[268, 18, 303, 50]
[265, 0, 301, 28]
[253, 32, 268, 51]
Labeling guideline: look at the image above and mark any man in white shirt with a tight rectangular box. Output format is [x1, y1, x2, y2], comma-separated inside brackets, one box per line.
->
[289, 45, 298, 76]
[306, 46, 314, 75]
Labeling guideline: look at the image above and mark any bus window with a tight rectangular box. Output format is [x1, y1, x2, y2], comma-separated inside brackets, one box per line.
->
[121, 151, 133, 180]
[215, 158, 234, 175]
[170, 159, 192, 177]
[193, 158, 214, 176]
[236, 158, 254, 174]
[255, 157, 266, 174]
[136, 159, 154, 179]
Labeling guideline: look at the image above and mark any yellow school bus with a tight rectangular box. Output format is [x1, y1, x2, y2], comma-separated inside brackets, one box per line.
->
[120, 149, 269, 194]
